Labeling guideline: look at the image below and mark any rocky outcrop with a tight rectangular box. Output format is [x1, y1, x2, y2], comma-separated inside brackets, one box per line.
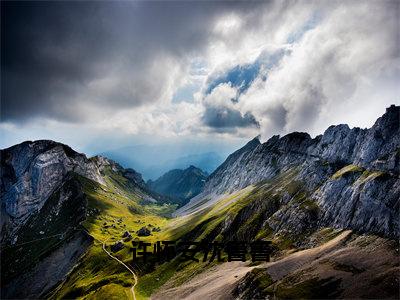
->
[0, 174, 91, 298]
[0, 141, 154, 241]
[202, 105, 399, 196]
[111, 240, 125, 252]
[0, 140, 156, 299]
[91, 155, 146, 188]
[1, 231, 92, 299]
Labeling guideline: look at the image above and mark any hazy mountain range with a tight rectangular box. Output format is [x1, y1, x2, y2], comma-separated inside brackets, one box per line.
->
[100, 146, 223, 180]
[1, 105, 399, 299]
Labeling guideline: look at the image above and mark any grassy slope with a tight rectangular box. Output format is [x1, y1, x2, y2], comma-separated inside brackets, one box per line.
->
[54, 163, 387, 299]
[135, 164, 389, 298]
[135, 168, 316, 298]
[54, 172, 265, 299]
[52, 169, 176, 300]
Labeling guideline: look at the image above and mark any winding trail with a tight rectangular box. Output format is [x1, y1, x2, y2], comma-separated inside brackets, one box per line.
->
[102, 239, 138, 300]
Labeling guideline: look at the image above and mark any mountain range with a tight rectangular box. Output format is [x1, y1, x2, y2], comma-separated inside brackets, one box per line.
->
[1, 105, 399, 299]
[101, 146, 223, 180]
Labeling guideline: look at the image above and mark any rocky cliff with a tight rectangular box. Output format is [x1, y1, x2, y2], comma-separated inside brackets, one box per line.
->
[0, 141, 106, 241]
[178, 105, 400, 238]
[0, 143, 155, 242]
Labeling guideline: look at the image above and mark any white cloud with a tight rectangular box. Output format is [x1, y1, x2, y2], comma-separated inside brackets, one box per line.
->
[235, 0, 399, 139]
[2, 0, 398, 148]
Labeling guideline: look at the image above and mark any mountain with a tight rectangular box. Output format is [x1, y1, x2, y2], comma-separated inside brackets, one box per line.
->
[0, 141, 173, 299]
[157, 105, 398, 298]
[177, 105, 400, 238]
[1, 105, 399, 299]
[167, 152, 222, 175]
[101, 147, 223, 180]
[147, 165, 208, 206]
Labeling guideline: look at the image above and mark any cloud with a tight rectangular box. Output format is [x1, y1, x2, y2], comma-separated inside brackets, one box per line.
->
[201, 83, 259, 132]
[234, 0, 400, 138]
[1, 1, 267, 123]
[1, 0, 398, 148]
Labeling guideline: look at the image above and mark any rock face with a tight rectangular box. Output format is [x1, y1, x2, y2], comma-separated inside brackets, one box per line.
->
[147, 165, 208, 206]
[0, 143, 153, 240]
[179, 105, 400, 238]
[203, 106, 399, 195]
[0, 140, 105, 238]
[0, 140, 155, 299]
[0, 140, 153, 241]
[1, 174, 91, 298]
[2, 231, 92, 299]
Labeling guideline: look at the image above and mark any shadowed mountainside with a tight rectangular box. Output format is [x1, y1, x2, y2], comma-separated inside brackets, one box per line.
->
[147, 165, 208, 207]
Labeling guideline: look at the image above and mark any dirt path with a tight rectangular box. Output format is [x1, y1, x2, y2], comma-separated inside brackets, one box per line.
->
[102, 239, 138, 300]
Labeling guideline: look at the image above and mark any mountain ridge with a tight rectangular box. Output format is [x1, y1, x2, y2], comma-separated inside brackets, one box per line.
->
[177, 105, 400, 238]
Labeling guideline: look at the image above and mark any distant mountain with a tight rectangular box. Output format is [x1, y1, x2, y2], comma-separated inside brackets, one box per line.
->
[100, 148, 223, 180]
[167, 152, 221, 176]
[147, 166, 208, 207]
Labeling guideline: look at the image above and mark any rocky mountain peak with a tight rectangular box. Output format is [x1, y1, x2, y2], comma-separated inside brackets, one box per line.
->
[244, 135, 261, 150]
[178, 105, 399, 238]
[1, 141, 105, 232]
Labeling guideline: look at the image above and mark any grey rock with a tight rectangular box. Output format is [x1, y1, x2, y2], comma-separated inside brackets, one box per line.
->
[1, 231, 92, 299]
[152, 227, 161, 232]
[137, 226, 151, 236]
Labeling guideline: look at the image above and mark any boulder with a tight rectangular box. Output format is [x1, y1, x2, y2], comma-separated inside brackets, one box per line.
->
[110, 241, 124, 252]
[137, 226, 151, 236]
[122, 231, 132, 238]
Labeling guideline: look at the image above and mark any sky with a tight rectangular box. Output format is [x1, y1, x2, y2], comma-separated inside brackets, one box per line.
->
[1, 0, 399, 162]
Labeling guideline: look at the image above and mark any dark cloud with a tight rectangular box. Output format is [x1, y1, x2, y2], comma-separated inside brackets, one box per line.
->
[1, 1, 113, 121]
[1, 1, 267, 123]
[202, 106, 259, 130]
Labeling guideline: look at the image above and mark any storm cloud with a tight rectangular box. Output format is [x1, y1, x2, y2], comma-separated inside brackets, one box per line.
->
[1, 0, 399, 149]
[1, 1, 266, 122]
